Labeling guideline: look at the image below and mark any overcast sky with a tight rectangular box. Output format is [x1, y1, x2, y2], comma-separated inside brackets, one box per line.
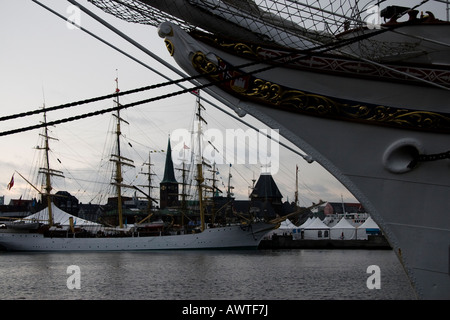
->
[0, 0, 445, 207]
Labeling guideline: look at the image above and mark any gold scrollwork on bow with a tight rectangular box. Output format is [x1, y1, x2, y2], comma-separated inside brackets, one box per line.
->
[190, 51, 450, 133]
[192, 51, 218, 75]
[164, 39, 175, 56]
[191, 32, 261, 58]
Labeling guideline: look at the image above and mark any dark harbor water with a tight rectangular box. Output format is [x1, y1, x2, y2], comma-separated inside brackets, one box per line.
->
[0, 249, 416, 300]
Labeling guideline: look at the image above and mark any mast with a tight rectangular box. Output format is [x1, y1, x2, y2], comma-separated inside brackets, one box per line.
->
[225, 164, 234, 219]
[176, 159, 189, 229]
[43, 111, 53, 226]
[249, 171, 257, 216]
[226, 164, 234, 199]
[37, 108, 64, 226]
[206, 162, 219, 224]
[115, 77, 124, 228]
[110, 76, 134, 229]
[139, 152, 157, 212]
[195, 90, 206, 231]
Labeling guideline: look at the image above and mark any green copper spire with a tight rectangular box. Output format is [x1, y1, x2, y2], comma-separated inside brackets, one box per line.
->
[161, 137, 177, 184]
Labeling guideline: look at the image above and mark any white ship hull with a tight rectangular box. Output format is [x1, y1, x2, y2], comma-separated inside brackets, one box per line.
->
[158, 23, 450, 299]
[0, 222, 274, 251]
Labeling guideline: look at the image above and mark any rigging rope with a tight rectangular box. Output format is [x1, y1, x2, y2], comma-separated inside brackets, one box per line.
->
[0, 21, 394, 137]
[5, 0, 430, 126]
[7, 0, 445, 128]
[3, 1, 402, 130]
[6, 0, 447, 166]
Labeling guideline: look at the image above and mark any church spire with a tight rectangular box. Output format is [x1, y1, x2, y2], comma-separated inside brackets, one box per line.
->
[161, 137, 177, 184]
[160, 137, 179, 209]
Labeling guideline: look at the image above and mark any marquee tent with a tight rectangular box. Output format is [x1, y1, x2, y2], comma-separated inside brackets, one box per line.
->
[265, 218, 297, 238]
[20, 203, 100, 227]
[280, 219, 296, 229]
[275, 218, 296, 235]
[330, 217, 356, 240]
[292, 217, 313, 239]
[357, 216, 380, 239]
[303, 217, 330, 239]
[299, 217, 313, 228]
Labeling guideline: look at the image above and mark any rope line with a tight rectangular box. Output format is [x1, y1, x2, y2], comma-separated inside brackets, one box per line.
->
[5, 1, 446, 138]
[9, 0, 426, 124]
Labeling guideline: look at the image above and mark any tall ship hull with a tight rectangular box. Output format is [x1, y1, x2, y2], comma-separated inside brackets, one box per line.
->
[156, 22, 449, 299]
[0, 221, 274, 251]
[155, 21, 450, 299]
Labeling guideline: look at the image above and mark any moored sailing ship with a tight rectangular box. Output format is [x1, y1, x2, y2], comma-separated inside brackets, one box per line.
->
[0, 87, 277, 251]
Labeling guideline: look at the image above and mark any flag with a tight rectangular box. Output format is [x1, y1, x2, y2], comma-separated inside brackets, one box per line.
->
[7, 174, 14, 190]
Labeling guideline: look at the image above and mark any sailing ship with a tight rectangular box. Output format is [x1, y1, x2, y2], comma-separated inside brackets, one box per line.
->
[0, 86, 277, 251]
[82, 0, 450, 299]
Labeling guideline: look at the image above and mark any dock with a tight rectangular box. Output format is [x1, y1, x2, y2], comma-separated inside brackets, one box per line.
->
[259, 234, 391, 250]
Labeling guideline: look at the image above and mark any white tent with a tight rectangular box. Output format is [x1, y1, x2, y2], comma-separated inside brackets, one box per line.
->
[269, 218, 296, 237]
[276, 218, 296, 235]
[330, 217, 356, 240]
[292, 217, 313, 239]
[299, 217, 313, 228]
[303, 217, 330, 239]
[20, 203, 100, 227]
[280, 219, 296, 230]
[357, 216, 380, 239]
